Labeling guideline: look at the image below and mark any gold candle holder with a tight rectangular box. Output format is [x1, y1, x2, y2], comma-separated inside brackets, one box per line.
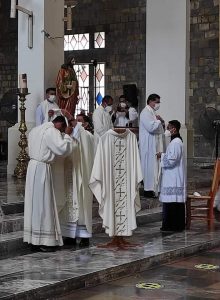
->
[14, 88, 30, 179]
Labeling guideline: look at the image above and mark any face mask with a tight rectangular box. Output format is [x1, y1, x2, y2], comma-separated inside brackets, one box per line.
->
[48, 95, 56, 102]
[105, 105, 112, 113]
[164, 129, 171, 137]
[154, 103, 160, 111]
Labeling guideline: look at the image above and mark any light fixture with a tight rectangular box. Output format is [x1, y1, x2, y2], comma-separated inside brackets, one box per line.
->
[64, 0, 78, 31]
[10, 0, 33, 49]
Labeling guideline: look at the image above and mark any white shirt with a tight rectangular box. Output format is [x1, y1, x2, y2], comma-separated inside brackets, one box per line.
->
[35, 99, 59, 126]
[159, 136, 186, 203]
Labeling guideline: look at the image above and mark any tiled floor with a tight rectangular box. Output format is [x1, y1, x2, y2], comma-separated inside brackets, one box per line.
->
[0, 160, 217, 299]
[58, 246, 220, 300]
[1, 221, 220, 299]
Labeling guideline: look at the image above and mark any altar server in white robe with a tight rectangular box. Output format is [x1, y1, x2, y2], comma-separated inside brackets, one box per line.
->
[157, 120, 186, 232]
[60, 118, 95, 248]
[23, 116, 73, 251]
[35, 87, 59, 126]
[139, 94, 165, 198]
[93, 95, 114, 147]
[89, 129, 143, 239]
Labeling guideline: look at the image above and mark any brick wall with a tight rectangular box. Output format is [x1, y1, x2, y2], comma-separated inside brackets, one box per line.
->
[65, 0, 146, 111]
[190, 0, 220, 159]
[0, 0, 18, 145]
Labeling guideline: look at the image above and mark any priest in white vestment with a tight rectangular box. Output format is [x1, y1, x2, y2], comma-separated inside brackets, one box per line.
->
[89, 129, 143, 240]
[157, 120, 186, 232]
[35, 87, 59, 126]
[59, 120, 95, 247]
[93, 95, 114, 147]
[23, 116, 73, 251]
[139, 94, 165, 198]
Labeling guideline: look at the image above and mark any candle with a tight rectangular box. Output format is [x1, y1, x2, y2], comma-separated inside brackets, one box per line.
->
[19, 74, 27, 89]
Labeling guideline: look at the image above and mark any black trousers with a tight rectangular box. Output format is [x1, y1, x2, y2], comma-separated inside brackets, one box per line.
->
[162, 202, 185, 231]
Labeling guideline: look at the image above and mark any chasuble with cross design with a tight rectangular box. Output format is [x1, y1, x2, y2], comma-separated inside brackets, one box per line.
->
[89, 129, 143, 237]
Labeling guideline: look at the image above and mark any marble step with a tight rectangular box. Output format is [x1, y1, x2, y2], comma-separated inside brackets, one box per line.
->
[0, 231, 30, 260]
[1, 196, 161, 217]
[0, 213, 23, 234]
[1, 201, 24, 215]
[0, 221, 220, 300]
[0, 197, 161, 235]
[0, 208, 162, 260]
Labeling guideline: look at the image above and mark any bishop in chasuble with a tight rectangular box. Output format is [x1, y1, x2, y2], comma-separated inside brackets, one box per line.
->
[158, 120, 186, 232]
[89, 129, 143, 247]
[59, 121, 95, 247]
[23, 117, 73, 249]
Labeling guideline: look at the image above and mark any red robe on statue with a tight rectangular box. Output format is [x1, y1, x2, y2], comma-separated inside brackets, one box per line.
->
[56, 66, 79, 116]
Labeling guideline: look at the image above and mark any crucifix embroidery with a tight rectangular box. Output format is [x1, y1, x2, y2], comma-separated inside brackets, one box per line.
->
[116, 211, 126, 223]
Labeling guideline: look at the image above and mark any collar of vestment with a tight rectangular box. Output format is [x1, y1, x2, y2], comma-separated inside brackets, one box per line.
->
[47, 99, 55, 104]
[171, 133, 182, 141]
[146, 105, 156, 114]
[109, 128, 130, 137]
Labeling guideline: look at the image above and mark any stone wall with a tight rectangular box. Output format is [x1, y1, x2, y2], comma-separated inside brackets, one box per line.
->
[0, 0, 18, 149]
[65, 0, 146, 111]
[190, 0, 220, 160]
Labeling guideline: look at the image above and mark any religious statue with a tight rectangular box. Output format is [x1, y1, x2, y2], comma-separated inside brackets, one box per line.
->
[56, 56, 79, 116]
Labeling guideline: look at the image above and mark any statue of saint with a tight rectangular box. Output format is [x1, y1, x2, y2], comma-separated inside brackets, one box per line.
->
[56, 56, 79, 115]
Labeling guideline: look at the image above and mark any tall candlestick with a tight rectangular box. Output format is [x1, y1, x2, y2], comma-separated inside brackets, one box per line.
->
[14, 88, 30, 179]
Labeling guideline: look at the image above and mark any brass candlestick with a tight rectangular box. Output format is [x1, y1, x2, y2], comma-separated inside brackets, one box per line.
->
[14, 88, 30, 179]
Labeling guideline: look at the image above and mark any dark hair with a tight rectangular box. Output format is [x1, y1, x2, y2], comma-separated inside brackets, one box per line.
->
[102, 95, 113, 104]
[119, 95, 125, 99]
[67, 55, 75, 66]
[169, 120, 181, 131]
[52, 116, 67, 126]
[76, 113, 87, 122]
[147, 93, 160, 104]
[46, 87, 56, 94]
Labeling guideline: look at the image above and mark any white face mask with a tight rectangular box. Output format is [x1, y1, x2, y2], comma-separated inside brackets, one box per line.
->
[154, 103, 160, 111]
[119, 102, 127, 108]
[164, 129, 171, 137]
[48, 95, 56, 102]
[105, 105, 112, 113]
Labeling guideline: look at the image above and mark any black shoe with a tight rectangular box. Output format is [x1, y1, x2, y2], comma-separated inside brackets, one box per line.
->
[29, 244, 41, 252]
[79, 238, 90, 248]
[160, 227, 174, 232]
[144, 191, 157, 198]
[63, 237, 77, 246]
[39, 246, 58, 252]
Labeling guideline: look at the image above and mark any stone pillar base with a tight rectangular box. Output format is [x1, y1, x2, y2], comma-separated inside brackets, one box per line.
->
[7, 122, 35, 175]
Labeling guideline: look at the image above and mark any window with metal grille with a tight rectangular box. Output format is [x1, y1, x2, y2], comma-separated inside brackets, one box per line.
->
[64, 33, 89, 51]
[94, 32, 105, 49]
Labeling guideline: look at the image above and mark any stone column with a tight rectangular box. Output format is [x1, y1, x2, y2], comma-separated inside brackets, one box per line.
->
[146, 0, 190, 156]
[7, 0, 64, 174]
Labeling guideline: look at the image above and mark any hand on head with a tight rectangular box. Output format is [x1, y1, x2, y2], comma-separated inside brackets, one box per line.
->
[65, 126, 73, 135]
